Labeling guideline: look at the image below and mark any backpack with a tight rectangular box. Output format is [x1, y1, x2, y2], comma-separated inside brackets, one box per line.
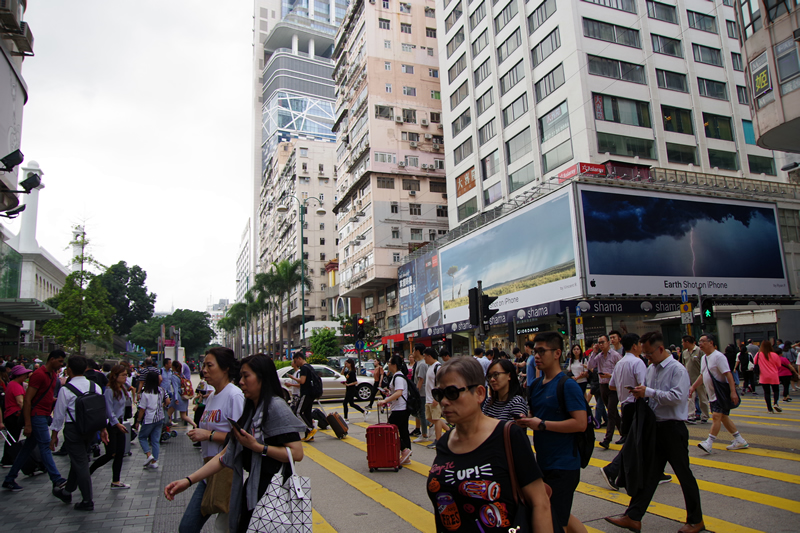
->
[305, 364, 324, 400]
[530, 375, 595, 469]
[180, 376, 193, 400]
[65, 382, 108, 435]
[393, 373, 422, 413]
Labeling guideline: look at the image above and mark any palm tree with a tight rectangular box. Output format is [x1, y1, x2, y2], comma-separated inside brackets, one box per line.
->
[446, 265, 459, 301]
[226, 302, 247, 355]
[269, 259, 312, 357]
[253, 271, 278, 355]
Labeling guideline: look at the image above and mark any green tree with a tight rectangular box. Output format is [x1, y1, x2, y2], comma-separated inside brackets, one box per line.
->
[336, 314, 380, 346]
[253, 271, 279, 355]
[96, 261, 156, 335]
[269, 259, 312, 354]
[309, 328, 338, 364]
[128, 309, 215, 358]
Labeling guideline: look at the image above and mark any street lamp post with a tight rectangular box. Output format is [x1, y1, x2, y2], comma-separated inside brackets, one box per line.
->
[276, 195, 326, 348]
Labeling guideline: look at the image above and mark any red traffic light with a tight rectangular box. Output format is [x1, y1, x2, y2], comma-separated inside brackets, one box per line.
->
[357, 318, 365, 325]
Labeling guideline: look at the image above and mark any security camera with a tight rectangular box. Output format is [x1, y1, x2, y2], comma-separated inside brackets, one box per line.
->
[19, 172, 41, 192]
[0, 150, 24, 172]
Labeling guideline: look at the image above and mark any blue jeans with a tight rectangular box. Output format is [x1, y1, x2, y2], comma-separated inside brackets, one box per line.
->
[179, 481, 211, 533]
[594, 392, 608, 424]
[4, 415, 64, 486]
[138, 420, 163, 460]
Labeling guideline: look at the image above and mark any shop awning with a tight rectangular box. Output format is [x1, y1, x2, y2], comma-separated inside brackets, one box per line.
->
[0, 299, 62, 321]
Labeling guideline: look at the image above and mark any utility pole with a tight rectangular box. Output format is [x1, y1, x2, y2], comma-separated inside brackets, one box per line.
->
[698, 287, 704, 334]
[477, 280, 486, 349]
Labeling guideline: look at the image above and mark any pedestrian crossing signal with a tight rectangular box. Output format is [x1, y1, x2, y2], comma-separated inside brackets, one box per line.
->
[701, 299, 714, 320]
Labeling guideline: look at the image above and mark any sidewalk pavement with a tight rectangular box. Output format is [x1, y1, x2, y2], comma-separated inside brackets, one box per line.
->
[0, 420, 213, 533]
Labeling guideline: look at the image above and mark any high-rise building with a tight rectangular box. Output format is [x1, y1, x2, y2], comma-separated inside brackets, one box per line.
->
[437, 0, 793, 228]
[207, 299, 230, 345]
[734, 1, 800, 158]
[331, 0, 449, 339]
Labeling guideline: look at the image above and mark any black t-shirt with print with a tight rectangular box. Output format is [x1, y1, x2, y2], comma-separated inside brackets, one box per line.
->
[299, 364, 313, 396]
[426, 421, 542, 533]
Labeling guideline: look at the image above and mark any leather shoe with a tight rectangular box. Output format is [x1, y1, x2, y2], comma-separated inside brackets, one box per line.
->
[599, 440, 611, 450]
[604, 515, 641, 532]
[678, 522, 705, 533]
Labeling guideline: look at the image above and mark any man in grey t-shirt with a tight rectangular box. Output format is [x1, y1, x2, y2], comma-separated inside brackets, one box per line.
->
[412, 343, 429, 442]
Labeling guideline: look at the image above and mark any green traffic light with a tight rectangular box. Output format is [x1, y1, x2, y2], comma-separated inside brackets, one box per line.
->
[705, 310, 711, 318]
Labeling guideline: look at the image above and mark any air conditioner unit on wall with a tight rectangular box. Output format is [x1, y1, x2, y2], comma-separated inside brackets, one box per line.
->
[421, 164, 429, 169]
[409, 190, 416, 196]
[0, 0, 21, 31]
[395, 116, 404, 123]
[424, 133, 432, 140]
[437, 124, 443, 130]
[10, 21, 33, 56]
[410, 141, 418, 148]
[398, 161, 406, 167]
[432, 143, 440, 151]
[421, 119, 429, 126]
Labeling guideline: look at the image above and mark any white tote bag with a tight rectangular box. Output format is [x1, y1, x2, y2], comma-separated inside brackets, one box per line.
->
[246, 447, 312, 533]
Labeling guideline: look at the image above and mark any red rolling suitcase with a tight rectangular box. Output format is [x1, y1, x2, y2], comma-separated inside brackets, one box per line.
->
[366, 410, 402, 472]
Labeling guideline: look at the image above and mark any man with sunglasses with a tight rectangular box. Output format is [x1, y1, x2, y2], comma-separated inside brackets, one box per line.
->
[518, 331, 588, 532]
[588, 334, 622, 449]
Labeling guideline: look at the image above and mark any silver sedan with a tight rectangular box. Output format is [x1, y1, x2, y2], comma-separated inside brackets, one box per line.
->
[277, 364, 374, 401]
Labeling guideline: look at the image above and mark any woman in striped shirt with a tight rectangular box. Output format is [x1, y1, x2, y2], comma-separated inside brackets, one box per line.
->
[481, 359, 528, 421]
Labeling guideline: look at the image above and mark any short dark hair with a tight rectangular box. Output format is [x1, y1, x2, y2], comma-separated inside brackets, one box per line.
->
[682, 335, 695, 344]
[640, 331, 664, 348]
[533, 331, 563, 352]
[163, 358, 172, 365]
[609, 330, 621, 338]
[102, 362, 112, 372]
[512, 347, 521, 355]
[474, 348, 484, 356]
[423, 347, 438, 359]
[439, 349, 450, 358]
[145, 357, 154, 366]
[67, 355, 88, 375]
[597, 334, 609, 343]
[414, 343, 426, 354]
[48, 349, 66, 362]
[621, 333, 640, 352]
[701, 333, 718, 348]
[293, 352, 307, 361]
[524, 340, 536, 350]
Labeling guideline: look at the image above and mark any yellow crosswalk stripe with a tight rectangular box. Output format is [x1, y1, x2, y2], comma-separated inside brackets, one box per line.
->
[689, 456, 800, 485]
[576, 482, 764, 533]
[302, 443, 435, 533]
[312, 509, 337, 532]
[333, 425, 766, 532]
[588, 458, 800, 514]
[730, 413, 800, 422]
[321, 428, 431, 477]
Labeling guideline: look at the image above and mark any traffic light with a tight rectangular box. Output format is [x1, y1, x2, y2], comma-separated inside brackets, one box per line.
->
[555, 312, 567, 335]
[701, 299, 715, 320]
[357, 317, 366, 339]
[468, 288, 480, 326]
[351, 315, 358, 338]
[482, 294, 498, 325]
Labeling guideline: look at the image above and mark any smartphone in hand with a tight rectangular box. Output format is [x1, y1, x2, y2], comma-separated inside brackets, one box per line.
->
[226, 417, 244, 435]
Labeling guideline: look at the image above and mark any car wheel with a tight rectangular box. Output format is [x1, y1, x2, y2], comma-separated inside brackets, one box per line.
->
[357, 384, 372, 401]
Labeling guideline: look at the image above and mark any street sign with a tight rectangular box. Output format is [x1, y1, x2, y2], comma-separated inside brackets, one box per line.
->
[575, 316, 583, 325]
[575, 306, 581, 317]
[680, 303, 692, 314]
[681, 290, 688, 303]
[575, 324, 584, 334]
[576, 333, 585, 341]
[681, 312, 693, 324]
[355, 340, 365, 351]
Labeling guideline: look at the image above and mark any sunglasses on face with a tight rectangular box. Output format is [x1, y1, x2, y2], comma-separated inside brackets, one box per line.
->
[431, 384, 479, 402]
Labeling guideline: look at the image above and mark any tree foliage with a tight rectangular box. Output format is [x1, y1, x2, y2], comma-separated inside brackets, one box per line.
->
[309, 328, 338, 363]
[96, 261, 156, 336]
[128, 309, 215, 357]
[336, 314, 380, 345]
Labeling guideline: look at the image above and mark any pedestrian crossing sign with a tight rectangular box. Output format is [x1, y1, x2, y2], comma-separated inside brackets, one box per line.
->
[680, 303, 692, 313]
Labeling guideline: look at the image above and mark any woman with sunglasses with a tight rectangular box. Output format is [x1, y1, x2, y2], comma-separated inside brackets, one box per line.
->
[376, 355, 412, 465]
[427, 357, 553, 532]
[482, 359, 528, 422]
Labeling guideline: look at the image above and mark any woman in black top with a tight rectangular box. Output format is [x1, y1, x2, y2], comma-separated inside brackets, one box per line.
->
[164, 355, 307, 533]
[427, 357, 553, 532]
[342, 358, 367, 422]
[736, 344, 755, 394]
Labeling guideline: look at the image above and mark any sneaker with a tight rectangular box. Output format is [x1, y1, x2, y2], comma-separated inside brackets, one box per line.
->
[697, 440, 712, 454]
[53, 485, 72, 503]
[727, 439, 749, 450]
[426, 440, 438, 449]
[685, 418, 698, 425]
[143, 456, 155, 468]
[410, 428, 421, 437]
[2, 480, 23, 492]
[699, 417, 709, 424]
[74, 501, 94, 511]
[784, 397, 793, 402]
[149, 461, 159, 469]
[600, 467, 618, 491]
[343, 418, 350, 423]
[658, 473, 672, 485]
[413, 435, 431, 443]
[400, 449, 412, 465]
[301, 428, 318, 442]
[599, 440, 610, 450]
[110, 482, 131, 490]
[774, 404, 783, 413]
[363, 411, 370, 422]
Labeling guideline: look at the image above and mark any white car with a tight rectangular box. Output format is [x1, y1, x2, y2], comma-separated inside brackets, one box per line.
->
[277, 364, 374, 401]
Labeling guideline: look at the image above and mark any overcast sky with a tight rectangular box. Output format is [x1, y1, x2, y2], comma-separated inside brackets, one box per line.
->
[3, 1, 255, 313]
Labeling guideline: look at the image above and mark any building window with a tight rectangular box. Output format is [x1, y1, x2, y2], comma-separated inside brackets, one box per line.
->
[428, 229, 436, 241]
[320, 253, 326, 261]
[732, 52, 744, 71]
[450, 81, 469, 110]
[428, 48, 434, 56]
[448, 54, 467, 83]
[375, 152, 397, 163]
[401, 23, 412, 34]
[597, 132, 655, 158]
[646, 1, 676, 23]
[656, 69, 688, 92]
[651, 34, 682, 57]
[500, 60, 526, 96]
[775, 38, 800, 85]
[588, 55, 645, 84]
[534, 64, 564, 102]
[583, 0, 636, 13]
[377, 177, 395, 189]
[386, 83, 392, 93]
[482, 151, 500, 180]
[478, 119, 497, 145]
[662, 105, 693, 135]
[436, 205, 448, 217]
[391, 203, 399, 213]
[403, 86, 417, 96]
[542, 139, 573, 173]
[692, 44, 722, 66]
[404, 156, 419, 167]
[594, 94, 651, 128]
[402, 43, 413, 52]
[470, 2, 486, 30]
[454, 137, 473, 165]
[383, 0, 389, 7]
[498, 28, 522, 65]
[687, 11, 717, 34]
[528, 0, 557, 35]
[435, 159, 445, 170]
[431, 90, 441, 100]
[379, 18, 391, 30]
[319, 223, 325, 230]
[495, 1, 519, 34]
[430, 180, 447, 192]
[429, 68, 439, 78]
[748, 155, 776, 175]
[401, 64, 414, 74]
[300, 148, 308, 157]
[539, 100, 569, 142]
[402, 179, 420, 191]
[303, 237, 308, 245]
[409, 203, 422, 215]
[726, 20, 739, 39]
[703, 113, 734, 141]
[445, 1, 463, 33]
[385, 61, 391, 70]
[666, 143, 697, 165]
[698, 78, 728, 100]
[426, 7, 435, 18]
[393, 253, 401, 263]
[472, 29, 489, 57]
[375, 105, 393, 119]
[402, 132, 420, 142]
[506, 127, 532, 165]
[583, 19, 640, 48]
[384, 40, 391, 49]
[742, 120, 757, 145]
[708, 149, 739, 170]
[400, 2, 411, 13]
[736, 85, 749, 105]
[474, 58, 491, 86]
[452, 108, 472, 137]
[320, 238, 326, 245]
[318, 164, 324, 172]
[503, 93, 529, 127]
[457, 197, 478, 221]
[476, 89, 493, 116]
[509, 162, 536, 192]
[410, 228, 423, 241]
[447, 28, 464, 57]
[392, 228, 400, 239]
[532, 28, 560, 67]
[484, 182, 502, 206]
[740, 0, 762, 39]
[402, 108, 416, 123]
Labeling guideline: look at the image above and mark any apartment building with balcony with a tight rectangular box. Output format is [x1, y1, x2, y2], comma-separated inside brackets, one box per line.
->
[437, 0, 792, 228]
[331, 0, 450, 337]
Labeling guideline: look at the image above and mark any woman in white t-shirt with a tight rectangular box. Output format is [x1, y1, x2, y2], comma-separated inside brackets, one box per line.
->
[132, 372, 169, 468]
[567, 344, 590, 395]
[181, 348, 245, 533]
[377, 355, 412, 465]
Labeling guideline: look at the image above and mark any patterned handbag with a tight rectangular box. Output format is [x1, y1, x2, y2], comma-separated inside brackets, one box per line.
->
[246, 447, 312, 533]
